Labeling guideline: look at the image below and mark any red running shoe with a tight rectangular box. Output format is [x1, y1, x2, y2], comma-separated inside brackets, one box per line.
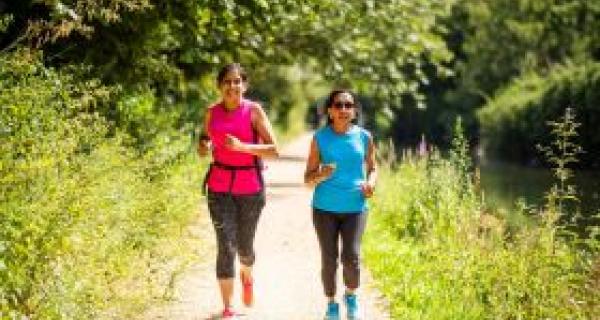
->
[222, 306, 237, 319]
[240, 271, 254, 307]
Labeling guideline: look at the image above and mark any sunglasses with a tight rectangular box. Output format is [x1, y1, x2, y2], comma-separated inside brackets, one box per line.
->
[221, 78, 243, 86]
[332, 101, 355, 109]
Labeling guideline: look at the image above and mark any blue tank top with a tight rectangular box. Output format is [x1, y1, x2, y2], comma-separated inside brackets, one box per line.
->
[312, 125, 370, 213]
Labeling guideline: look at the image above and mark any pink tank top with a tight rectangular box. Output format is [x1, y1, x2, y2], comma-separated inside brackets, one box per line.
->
[206, 99, 263, 194]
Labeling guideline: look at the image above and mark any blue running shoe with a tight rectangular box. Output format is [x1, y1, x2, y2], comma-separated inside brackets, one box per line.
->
[324, 302, 340, 320]
[344, 294, 361, 320]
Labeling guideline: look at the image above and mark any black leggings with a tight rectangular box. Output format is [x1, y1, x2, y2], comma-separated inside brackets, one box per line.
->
[207, 191, 265, 279]
[312, 208, 368, 297]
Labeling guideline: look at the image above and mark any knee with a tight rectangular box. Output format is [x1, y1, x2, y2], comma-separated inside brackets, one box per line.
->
[237, 239, 256, 265]
[220, 238, 237, 257]
[238, 252, 255, 266]
[322, 254, 339, 270]
[341, 252, 360, 268]
[216, 241, 236, 278]
[216, 266, 234, 279]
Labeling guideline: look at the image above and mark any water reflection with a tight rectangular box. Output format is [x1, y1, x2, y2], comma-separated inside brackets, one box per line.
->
[479, 161, 600, 216]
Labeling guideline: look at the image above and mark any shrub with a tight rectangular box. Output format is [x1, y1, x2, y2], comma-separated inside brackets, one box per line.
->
[364, 120, 598, 319]
[478, 61, 600, 169]
[1, 50, 204, 319]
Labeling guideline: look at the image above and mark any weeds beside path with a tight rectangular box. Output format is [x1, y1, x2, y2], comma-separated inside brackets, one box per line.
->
[145, 132, 390, 320]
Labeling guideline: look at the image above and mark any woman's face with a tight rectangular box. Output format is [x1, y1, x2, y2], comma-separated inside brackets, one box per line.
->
[328, 92, 356, 125]
[218, 69, 246, 102]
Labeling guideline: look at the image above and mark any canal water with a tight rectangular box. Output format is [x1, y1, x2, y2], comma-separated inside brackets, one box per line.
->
[479, 161, 600, 217]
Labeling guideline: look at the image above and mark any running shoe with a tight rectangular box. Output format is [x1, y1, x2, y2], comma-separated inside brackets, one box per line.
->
[222, 306, 237, 319]
[324, 301, 340, 320]
[344, 294, 361, 320]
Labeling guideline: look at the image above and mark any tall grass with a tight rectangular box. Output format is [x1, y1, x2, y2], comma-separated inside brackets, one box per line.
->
[364, 120, 598, 319]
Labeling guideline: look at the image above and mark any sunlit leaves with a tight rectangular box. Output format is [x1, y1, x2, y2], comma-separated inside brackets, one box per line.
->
[3, 0, 455, 122]
[455, 0, 600, 98]
[0, 50, 202, 319]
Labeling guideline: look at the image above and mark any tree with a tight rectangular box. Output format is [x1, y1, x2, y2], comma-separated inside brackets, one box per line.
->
[1, 0, 456, 137]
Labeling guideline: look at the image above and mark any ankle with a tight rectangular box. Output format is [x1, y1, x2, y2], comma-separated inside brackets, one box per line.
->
[345, 288, 357, 296]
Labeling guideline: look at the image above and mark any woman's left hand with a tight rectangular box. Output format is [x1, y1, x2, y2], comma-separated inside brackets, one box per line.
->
[225, 134, 245, 152]
[360, 181, 375, 198]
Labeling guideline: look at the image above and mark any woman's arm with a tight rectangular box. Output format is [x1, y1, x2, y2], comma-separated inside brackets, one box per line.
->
[361, 134, 377, 198]
[197, 108, 212, 157]
[304, 137, 335, 187]
[225, 103, 279, 158]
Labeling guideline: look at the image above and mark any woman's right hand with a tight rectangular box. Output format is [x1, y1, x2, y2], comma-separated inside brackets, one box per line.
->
[318, 163, 336, 180]
[197, 137, 212, 157]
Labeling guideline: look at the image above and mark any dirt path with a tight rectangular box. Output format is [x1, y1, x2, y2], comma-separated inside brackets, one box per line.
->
[147, 133, 390, 320]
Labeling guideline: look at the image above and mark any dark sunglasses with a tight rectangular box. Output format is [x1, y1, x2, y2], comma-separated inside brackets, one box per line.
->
[221, 78, 243, 86]
[332, 101, 355, 109]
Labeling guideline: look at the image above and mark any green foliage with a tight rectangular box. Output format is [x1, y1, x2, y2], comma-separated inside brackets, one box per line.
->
[307, 0, 455, 107]
[373, 148, 479, 242]
[451, 0, 600, 103]
[250, 64, 329, 140]
[364, 130, 598, 319]
[0, 51, 203, 319]
[1, 0, 457, 136]
[478, 61, 600, 168]
[406, 0, 600, 154]
[114, 89, 194, 149]
[0, 14, 12, 33]
[538, 108, 583, 217]
[449, 117, 472, 189]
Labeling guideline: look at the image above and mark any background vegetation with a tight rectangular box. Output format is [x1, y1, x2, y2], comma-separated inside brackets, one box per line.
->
[400, 0, 600, 164]
[364, 121, 599, 319]
[0, 0, 454, 318]
[1, 0, 599, 318]
[478, 62, 600, 168]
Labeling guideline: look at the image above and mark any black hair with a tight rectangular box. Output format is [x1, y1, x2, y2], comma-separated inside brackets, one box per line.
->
[216, 63, 248, 85]
[323, 89, 360, 125]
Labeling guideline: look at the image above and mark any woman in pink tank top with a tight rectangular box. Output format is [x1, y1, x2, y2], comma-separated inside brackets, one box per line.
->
[197, 63, 278, 318]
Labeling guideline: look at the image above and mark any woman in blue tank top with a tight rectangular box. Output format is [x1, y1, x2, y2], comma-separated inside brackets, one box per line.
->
[304, 89, 377, 320]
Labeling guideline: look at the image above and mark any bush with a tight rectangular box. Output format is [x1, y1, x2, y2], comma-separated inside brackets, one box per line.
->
[364, 133, 598, 319]
[1, 50, 204, 319]
[478, 61, 600, 169]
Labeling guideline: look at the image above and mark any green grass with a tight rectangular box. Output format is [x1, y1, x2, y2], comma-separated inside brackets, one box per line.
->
[1, 135, 207, 319]
[1, 51, 209, 318]
[364, 155, 599, 319]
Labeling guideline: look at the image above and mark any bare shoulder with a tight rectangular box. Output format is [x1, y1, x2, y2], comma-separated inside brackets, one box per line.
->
[249, 101, 265, 114]
[249, 101, 268, 123]
[206, 102, 220, 111]
[204, 101, 221, 116]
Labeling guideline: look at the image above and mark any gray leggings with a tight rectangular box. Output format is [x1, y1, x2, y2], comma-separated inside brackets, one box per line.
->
[312, 208, 368, 297]
[207, 191, 265, 279]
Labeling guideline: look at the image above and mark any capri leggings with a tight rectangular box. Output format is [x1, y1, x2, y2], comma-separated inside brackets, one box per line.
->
[313, 208, 368, 297]
[207, 190, 265, 279]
